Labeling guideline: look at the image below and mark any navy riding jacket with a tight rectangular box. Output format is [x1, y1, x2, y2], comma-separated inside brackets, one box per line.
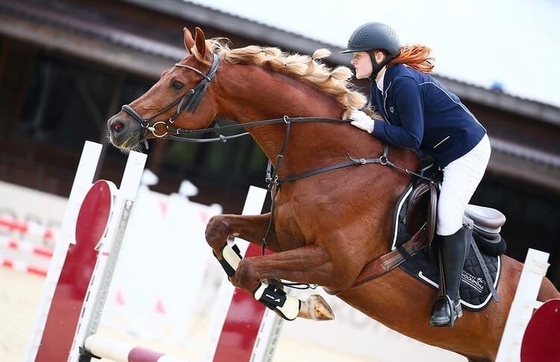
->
[370, 63, 487, 168]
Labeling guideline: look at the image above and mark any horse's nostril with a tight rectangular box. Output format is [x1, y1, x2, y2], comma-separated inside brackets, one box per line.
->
[111, 121, 125, 133]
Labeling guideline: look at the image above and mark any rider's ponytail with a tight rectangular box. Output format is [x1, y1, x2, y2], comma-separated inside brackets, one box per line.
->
[390, 45, 435, 74]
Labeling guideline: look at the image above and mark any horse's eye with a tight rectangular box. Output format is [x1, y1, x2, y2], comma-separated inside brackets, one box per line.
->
[172, 81, 184, 90]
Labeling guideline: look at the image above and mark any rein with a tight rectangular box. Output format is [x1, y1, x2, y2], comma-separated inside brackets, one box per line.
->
[161, 116, 349, 143]
[121, 51, 350, 143]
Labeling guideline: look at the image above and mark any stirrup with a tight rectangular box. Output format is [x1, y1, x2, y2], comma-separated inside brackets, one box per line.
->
[429, 295, 462, 327]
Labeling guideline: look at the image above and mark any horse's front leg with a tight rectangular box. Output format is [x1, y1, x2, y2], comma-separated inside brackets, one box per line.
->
[205, 213, 334, 321]
[232, 245, 340, 322]
[205, 212, 279, 255]
[205, 212, 278, 289]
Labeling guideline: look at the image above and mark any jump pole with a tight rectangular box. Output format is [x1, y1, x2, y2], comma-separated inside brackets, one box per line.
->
[495, 248, 551, 362]
[82, 334, 184, 362]
[0, 218, 56, 277]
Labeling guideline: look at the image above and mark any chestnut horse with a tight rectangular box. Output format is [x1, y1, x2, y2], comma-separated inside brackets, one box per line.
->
[107, 27, 559, 362]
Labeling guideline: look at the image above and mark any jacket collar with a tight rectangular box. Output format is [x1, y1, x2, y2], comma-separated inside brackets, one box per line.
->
[377, 64, 403, 93]
[375, 66, 387, 92]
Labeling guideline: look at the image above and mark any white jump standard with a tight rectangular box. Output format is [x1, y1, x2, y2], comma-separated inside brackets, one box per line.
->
[23, 141, 287, 362]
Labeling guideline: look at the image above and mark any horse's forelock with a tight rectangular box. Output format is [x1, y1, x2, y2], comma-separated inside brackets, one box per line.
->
[188, 37, 230, 65]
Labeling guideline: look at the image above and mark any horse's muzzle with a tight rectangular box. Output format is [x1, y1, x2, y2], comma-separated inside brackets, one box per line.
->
[107, 113, 144, 150]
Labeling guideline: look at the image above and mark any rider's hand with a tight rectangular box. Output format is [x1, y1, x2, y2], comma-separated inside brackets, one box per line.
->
[349, 109, 375, 134]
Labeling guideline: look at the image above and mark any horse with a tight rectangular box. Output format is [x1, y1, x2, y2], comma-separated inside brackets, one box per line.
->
[106, 27, 560, 362]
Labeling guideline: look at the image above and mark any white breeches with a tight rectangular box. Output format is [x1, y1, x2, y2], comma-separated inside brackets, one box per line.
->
[437, 134, 491, 236]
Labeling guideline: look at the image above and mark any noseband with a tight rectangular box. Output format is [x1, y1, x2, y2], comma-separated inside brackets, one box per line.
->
[122, 54, 221, 138]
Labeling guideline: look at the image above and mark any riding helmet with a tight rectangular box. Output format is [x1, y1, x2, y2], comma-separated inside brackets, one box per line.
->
[340, 22, 401, 56]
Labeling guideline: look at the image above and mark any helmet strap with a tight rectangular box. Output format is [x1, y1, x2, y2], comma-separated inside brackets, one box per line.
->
[368, 53, 394, 81]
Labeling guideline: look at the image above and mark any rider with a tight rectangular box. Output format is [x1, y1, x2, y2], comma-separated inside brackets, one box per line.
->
[341, 22, 491, 327]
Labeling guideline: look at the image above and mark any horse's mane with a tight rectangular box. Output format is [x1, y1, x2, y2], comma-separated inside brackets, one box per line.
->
[192, 38, 368, 118]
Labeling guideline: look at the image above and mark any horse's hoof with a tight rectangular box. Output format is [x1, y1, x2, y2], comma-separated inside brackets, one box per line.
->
[299, 294, 335, 321]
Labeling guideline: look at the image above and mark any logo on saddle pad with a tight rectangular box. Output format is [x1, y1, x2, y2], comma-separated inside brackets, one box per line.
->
[403, 244, 501, 310]
[461, 271, 485, 294]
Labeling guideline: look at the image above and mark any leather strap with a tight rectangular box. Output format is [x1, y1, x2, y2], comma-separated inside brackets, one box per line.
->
[468, 232, 501, 302]
[325, 227, 427, 295]
[427, 182, 437, 245]
[408, 181, 437, 246]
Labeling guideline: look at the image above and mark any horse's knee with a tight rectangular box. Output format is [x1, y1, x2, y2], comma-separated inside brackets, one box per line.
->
[205, 215, 229, 249]
[234, 259, 260, 292]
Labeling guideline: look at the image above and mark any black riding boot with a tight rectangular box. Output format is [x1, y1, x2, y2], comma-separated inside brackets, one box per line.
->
[429, 228, 467, 327]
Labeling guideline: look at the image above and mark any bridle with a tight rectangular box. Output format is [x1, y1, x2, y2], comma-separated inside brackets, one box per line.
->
[121, 53, 221, 139]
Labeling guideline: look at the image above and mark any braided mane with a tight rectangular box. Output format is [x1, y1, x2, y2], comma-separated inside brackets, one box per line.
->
[192, 38, 367, 117]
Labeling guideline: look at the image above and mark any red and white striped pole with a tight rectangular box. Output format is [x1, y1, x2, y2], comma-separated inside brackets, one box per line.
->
[0, 216, 57, 277]
[83, 334, 184, 362]
[0, 236, 53, 276]
[0, 237, 53, 258]
[0, 217, 57, 242]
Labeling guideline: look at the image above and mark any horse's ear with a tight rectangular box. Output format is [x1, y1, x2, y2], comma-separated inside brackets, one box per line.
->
[194, 27, 208, 56]
[183, 27, 195, 52]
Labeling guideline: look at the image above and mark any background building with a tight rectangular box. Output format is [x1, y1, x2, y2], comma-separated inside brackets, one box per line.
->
[1, 0, 559, 286]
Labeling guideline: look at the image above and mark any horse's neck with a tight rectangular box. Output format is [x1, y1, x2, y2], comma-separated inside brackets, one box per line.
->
[216, 63, 418, 176]
[218, 64, 353, 166]
[219, 63, 343, 119]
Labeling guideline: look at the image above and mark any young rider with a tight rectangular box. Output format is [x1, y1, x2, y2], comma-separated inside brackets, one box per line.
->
[342, 22, 491, 327]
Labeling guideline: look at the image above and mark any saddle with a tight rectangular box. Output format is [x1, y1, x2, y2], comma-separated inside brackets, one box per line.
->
[395, 174, 506, 310]
[328, 164, 507, 307]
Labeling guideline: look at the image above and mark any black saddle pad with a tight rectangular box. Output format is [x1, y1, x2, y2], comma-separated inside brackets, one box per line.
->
[399, 240, 501, 311]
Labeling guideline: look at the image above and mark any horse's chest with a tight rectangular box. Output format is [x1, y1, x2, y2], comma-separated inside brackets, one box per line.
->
[273, 205, 308, 248]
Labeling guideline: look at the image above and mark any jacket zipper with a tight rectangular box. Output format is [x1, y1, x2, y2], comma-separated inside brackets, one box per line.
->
[382, 81, 393, 123]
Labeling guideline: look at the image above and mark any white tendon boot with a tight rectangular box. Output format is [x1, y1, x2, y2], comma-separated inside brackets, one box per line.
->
[215, 243, 335, 321]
